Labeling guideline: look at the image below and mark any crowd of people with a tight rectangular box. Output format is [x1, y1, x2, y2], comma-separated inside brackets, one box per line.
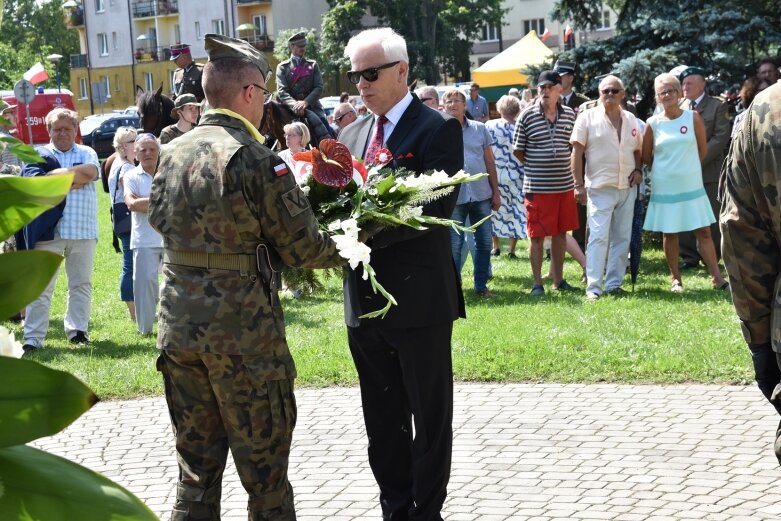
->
[3, 24, 780, 521]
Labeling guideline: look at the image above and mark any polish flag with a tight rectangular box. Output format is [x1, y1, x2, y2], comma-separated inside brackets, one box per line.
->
[564, 25, 574, 39]
[24, 62, 49, 85]
[541, 29, 551, 42]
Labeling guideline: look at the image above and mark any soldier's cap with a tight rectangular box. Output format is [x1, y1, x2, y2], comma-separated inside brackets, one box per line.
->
[554, 61, 576, 76]
[170, 93, 200, 117]
[0, 100, 17, 113]
[537, 70, 562, 86]
[678, 66, 705, 81]
[204, 33, 272, 82]
[288, 31, 307, 47]
[170, 43, 191, 61]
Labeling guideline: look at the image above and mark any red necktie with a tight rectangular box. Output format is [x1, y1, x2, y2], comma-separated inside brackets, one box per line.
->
[364, 115, 388, 164]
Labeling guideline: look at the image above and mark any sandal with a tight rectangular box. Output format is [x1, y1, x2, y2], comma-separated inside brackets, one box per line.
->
[671, 281, 684, 293]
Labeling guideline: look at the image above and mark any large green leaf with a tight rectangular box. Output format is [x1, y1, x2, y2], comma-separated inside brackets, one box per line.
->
[0, 251, 63, 321]
[0, 174, 73, 242]
[0, 357, 97, 447]
[0, 137, 43, 164]
[0, 445, 159, 521]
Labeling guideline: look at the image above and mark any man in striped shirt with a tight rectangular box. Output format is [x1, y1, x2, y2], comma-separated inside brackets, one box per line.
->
[512, 70, 579, 296]
[22, 108, 100, 354]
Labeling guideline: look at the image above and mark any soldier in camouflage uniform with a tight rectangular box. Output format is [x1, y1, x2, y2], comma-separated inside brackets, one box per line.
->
[149, 33, 345, 520]
[721, 82, 781, 464]
[171, 44, 205, 102]
[275, 32, 333, 144]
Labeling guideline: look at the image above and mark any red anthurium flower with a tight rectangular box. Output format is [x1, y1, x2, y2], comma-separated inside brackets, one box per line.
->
[295, 139, 354, 188]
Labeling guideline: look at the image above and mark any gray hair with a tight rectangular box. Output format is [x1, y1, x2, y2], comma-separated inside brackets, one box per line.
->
[496, 95, 521, 120]
[415, 86, 439, 102]
[344, 27, 409, 63]
[134, 133, 160, 152]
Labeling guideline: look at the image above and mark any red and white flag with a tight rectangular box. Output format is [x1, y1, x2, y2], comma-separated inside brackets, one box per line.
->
[564, 25, 574, 39]
[541, 29, 551, 42]
[24, 62, 49, 85]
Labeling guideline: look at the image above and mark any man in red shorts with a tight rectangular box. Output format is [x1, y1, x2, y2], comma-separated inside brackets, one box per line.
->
[512, 70, 579, 296]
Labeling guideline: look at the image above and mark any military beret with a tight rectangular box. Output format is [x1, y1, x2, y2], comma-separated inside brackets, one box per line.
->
[288, 31, 307, 46]
[170, 93, 200, 117]
[0, 99, 17, 113]
[554, 61, 576, 75]
[679, 66, 705, 81]
[204, 33, 272, 82]
[170, 43, 191, 61]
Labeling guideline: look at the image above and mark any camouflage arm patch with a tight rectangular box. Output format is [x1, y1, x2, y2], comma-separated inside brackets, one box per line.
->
[280, 185, 310, 218]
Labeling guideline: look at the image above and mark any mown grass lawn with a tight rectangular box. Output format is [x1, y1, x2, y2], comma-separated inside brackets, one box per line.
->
[4, 191, 750, 400]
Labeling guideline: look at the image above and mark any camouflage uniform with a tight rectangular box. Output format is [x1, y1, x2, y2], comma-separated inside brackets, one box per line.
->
[150, 34, 344, 521]
[720, 82, 781, 462]
[173, 62, 205, 102]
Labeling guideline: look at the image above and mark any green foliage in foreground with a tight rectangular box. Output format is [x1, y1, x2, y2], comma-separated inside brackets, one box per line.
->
[2, 191, 750, 400]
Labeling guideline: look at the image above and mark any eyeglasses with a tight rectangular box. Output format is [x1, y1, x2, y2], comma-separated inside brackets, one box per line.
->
[601, 88, 621, 95]
[656, 88, 677, 97]
[335, 111, 355, 122]
[443, 98, 464, 105]
[419, 97, 435, 103]
[346, 61, 400, 84]
[243, 83, 273, 104]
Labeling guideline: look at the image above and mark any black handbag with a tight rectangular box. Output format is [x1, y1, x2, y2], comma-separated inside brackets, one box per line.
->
[111, 170, 132, 235]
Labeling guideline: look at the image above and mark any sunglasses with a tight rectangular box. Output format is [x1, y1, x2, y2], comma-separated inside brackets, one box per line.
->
[656, 88, 677, 97]
[601, 88, 621, 95]
[335, 111, 354, 122]
[419, 97, 435, 103]
[346, 61, 400, 84]
[243, 83, 273, 104]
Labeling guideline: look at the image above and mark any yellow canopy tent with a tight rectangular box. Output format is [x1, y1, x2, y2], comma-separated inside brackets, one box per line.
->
[471, 30, 553, 101]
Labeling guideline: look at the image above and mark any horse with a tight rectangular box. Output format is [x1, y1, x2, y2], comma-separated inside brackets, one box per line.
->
[260, 100, 335, 151]
[135, 84, 176, 136]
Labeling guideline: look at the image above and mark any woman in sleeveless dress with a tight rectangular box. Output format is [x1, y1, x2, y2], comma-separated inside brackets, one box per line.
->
[642, 73, 727, 293]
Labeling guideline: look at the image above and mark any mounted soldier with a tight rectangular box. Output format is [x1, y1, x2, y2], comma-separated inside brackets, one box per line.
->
[171, 43, 205, 102]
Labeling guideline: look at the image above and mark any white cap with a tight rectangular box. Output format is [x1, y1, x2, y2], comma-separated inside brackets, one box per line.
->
[669, 65, 688, 77]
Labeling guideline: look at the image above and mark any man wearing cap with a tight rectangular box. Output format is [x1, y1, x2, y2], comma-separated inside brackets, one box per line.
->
[149, 33, 344, 520]
[513, 70, 579, 296]
[159, 93, 200, 144]
[555, 61, 590, 114]
[276, 31, 333, 142]
[171, 43, 205, 102]
[466, 83, 490, 122]
[0, 100, 21, 175]
[677, 66, 731, 268]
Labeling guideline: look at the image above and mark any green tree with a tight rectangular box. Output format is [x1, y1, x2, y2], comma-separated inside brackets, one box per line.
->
[0, 0, 79, 90]
[320, 0, 364, 93]
[548, 0, 781, 117]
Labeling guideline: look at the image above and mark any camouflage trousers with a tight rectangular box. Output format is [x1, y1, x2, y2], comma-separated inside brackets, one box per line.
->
[158, 350, 298, 521]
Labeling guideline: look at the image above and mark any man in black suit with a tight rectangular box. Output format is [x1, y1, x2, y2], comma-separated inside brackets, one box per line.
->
[339, 27, 465, 521]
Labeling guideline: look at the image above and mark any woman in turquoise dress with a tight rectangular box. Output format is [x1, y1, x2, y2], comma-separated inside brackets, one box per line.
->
[485, 95, 527, 258]
[642, 73, 727, 293]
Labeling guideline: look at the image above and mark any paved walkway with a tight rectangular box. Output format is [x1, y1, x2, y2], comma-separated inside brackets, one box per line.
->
[33, 384, 781, 520]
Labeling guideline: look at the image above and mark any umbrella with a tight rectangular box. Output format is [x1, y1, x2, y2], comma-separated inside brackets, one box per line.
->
[629, 183, 646, 291]
[236, 23, 256, 33]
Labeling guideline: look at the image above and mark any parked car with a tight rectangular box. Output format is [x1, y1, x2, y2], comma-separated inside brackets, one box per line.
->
[79, 113, 139, 159]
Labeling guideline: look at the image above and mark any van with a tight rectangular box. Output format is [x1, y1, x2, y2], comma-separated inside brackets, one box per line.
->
[1, 88, 80, 146]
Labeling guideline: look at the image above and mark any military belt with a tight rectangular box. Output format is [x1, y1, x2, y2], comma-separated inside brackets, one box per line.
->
[163, 250, 257, 273]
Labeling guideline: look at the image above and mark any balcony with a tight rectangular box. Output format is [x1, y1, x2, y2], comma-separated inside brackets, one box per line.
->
[67, 7, 84, 27]
[132, 0, 179, 18]
[237, 0, 271, 4]
[134, 45, 174, 63]
[242, 34, 274, 52]
[70, 54, 88, 69]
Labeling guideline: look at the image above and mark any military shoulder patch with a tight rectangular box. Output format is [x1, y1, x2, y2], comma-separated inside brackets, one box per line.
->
[281, 186, 310, 218]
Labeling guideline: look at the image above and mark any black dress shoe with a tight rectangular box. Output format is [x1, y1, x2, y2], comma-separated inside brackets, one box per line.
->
[22, 344, 39, 357]
[69, 331, 90, 344]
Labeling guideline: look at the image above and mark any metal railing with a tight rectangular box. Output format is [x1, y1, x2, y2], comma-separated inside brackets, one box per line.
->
[133, 45, 174, 62]
[132, 0, 179, 18]
[242, 34, 274, 52]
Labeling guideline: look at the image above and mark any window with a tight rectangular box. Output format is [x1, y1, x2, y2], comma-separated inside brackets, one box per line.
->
[523, 18, 545, 36]
[98, 33, 109, 56]
[480, 23, 499, 42]
[195, 21, 201, 40]
[95, 0, 105, 12]
[101, 75, 111, 98]
[253, 15, 267, 36]
[112, 32, 118, 50]
[79, 78, 88, 99]
[597, 10, 611, 30]
[144, 72, 154, 92]
[211, 19, 224, 36]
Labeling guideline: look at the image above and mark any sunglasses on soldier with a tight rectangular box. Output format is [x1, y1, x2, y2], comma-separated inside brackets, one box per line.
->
[346, 61, 400, 84]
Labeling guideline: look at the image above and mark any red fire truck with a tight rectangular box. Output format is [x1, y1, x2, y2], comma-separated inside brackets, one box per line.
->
[1, 88, 81, 145]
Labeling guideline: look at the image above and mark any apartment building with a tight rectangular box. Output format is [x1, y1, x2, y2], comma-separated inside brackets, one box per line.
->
[64, 0, 328, 115]
[471, 0, 616, 70]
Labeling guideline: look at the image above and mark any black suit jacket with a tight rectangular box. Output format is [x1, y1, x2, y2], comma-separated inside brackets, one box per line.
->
[338, 95, 465, 328]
